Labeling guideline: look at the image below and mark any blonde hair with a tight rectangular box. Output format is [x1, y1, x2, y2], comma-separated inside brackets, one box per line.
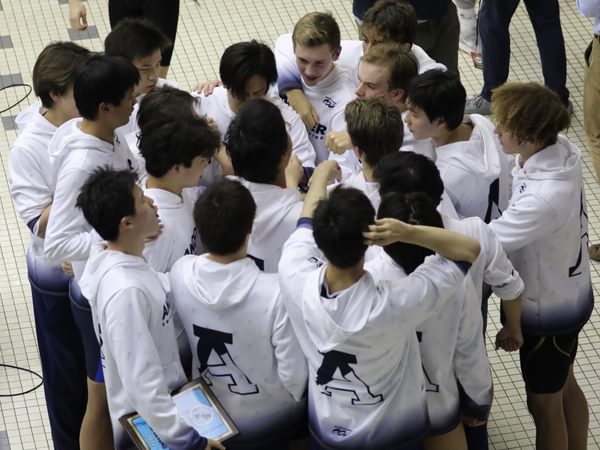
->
[491, 82, 570, 148]
[362, 43, 418, 90]
[292, 12, 341, 51]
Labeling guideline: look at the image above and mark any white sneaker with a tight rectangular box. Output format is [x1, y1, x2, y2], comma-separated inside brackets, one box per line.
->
[458, 9, 477, 54]
[465, 95, 491, 115]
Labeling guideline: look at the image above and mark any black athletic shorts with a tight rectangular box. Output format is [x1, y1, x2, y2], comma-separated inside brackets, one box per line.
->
[519, 329, 579, 394]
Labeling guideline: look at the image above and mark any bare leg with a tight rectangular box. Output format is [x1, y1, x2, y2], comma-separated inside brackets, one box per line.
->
[527, 390, 567, 450]
[562, 366, 588, 450]
[424, 422, 468, 450]
[79, 378, 113, 450]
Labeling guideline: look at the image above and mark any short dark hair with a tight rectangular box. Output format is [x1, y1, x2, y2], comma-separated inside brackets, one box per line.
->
[374, 151, 444, 206]
[225, 99, 289, 184]
[104, 18, 169, 61]
[378, 191, 443, 274]
[406, 69, 466, 130]
[137, 86, 198, 131]
[345, 98, 403, 166]
[362, 0, 417, 46]
[76, 167, 137, 241]
[139, 114, 220, 177]
[194, 178, 256, 255]
[313, 186, 375, 268]
[33, 42, 91, 109]
[74, 54, 139, 120]
[219, 40, 278, 102]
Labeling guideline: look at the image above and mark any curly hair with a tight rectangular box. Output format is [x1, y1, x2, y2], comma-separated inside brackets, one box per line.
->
[491, 82, 570, 148]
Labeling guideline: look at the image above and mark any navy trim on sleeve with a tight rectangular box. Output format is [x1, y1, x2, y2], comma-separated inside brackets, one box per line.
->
[27, 216, 40, 233]
[454, 260, 472, 274]
[278, 73, 303, 95]
[297, 217, 313, 229]
[193, 437, 208, 450]
[303, 166, 315, 180]
[298, 166, 315, 193]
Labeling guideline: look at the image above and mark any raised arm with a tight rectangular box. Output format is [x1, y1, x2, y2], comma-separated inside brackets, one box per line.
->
[364, 218, 481, 264]
[286, 90, 320, 129]
[271, 293, 308, 401]
[275, 97, 317, 167]
[274, 34, 304, 94]
[274, 33, 320, 128]
[300, 160, 341, 218]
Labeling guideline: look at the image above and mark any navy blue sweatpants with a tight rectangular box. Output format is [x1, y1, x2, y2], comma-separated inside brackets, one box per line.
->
[479, 0, 569, 103]
[28, 250, 87, 450]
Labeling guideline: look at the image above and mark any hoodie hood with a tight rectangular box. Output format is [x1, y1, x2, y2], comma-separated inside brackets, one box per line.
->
[48, 118, 114, 170]
[365, 247, 408, 281]
[233, 177, 302, 243]
[517, 135, 580, 181]
[301, 266, 375, 353]
[340, 171, 381, 210]
[15, 100, 44, 131]
[79, 244, 163, 305]
[437, 113, 502, 181]
[13, 105, 57, 160]
[178, 255, 261, 310]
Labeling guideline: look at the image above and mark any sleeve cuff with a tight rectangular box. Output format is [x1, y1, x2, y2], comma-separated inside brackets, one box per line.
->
[297, 217, 313, 229]
[493, 275, 525, 301]
[197, 437, 207, 450]
[27, 216, 40, 234]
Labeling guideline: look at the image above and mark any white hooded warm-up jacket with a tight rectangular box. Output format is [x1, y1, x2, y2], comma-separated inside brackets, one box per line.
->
[279, 221, 468, 449]
[490, 136, 594, 335]
[169, 254, 307, 445]
[435, 114, 511, 222]
[79, 246, 206, 450]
